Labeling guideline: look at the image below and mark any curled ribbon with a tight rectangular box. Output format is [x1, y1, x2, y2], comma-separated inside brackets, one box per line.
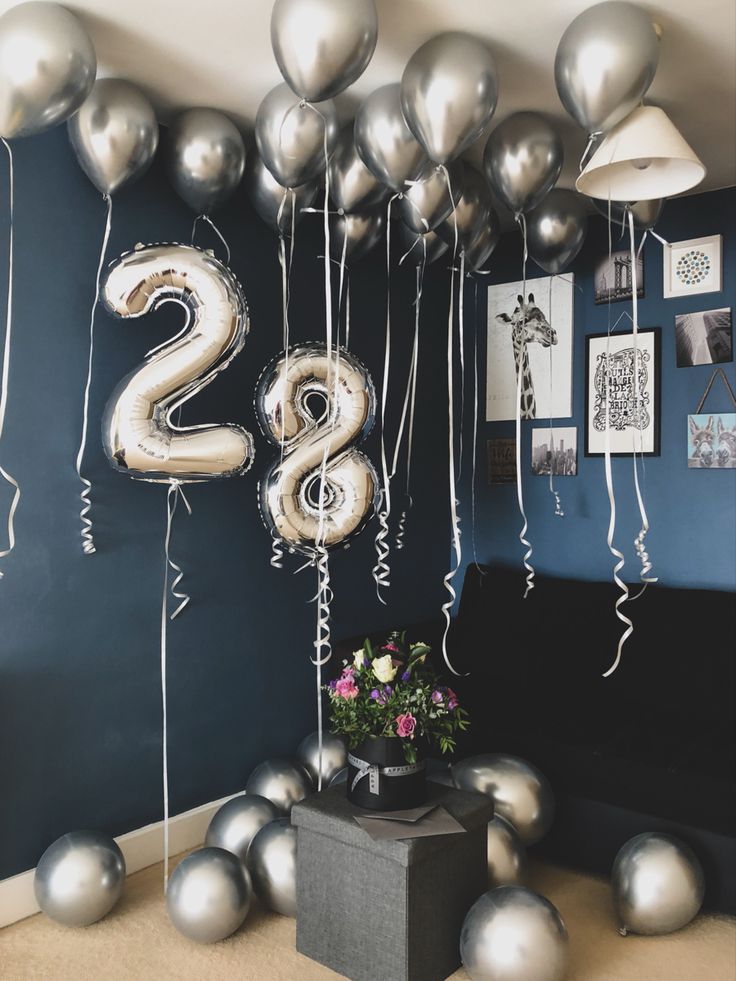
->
[514, 213, 535, 599]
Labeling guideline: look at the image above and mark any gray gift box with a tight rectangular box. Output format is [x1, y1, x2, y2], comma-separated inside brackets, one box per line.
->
[292, 783, 493, 981]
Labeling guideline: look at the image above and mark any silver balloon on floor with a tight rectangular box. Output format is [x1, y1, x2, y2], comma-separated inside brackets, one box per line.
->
[34, 830, 125, 927]
[246, 759, 312, 815]
[205, 794, 281, 865]
[612, 832, 705, 936]
[247, 818, 297, 917]
[166, 847, 251, 943]
[452, 754, 555, 846]
[460, 886, 568, 981]
[527, 188, 588, 275]
[487, 816, 528, 888]
[296, 731, 348, 787]
[166, 108, 245, 214]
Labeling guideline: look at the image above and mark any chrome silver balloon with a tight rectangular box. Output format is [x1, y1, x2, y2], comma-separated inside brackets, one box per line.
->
[591, 196, 664, 231]
[401, 32, 498, 165]
[437, 162, 500, 257]
[101, 243, 254, 483]
[256, 83, 338, 189]
[165, 108, 245, 214]
[426, 757, 455, 787]
[612, 833, 705, 936]
[396, 160, 462, 234]
[247, 818, 297, 917]
[0, 1, 96, 139]
[460, 886, 568, 981]
[271, 0, 378, 103]
[34, 830, 125, 927]
[555, 1, 660, 135]
[205, 794, 281, 865]
[328, 125, 388, 214]
[527, 188, 588, 275]
[487, 816, 528, 889]
[452, 754, 555, 846]
[483, 112, 564, 217]
[68, 79, 158, 196]
[296, 731, 348, 786]
[329, 209, 385, 263]
[245, 759, 313, 815]
[354, 84, 427, 193]
[463, 219, 501, 273]
[394, 221, 449, 267]
[166, 847, 251, 943]
[245, 148, 318, 235]
[330, 767, 348, 786]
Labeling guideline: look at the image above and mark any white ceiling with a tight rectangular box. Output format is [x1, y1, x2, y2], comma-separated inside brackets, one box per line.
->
[3, 0, 735, 194]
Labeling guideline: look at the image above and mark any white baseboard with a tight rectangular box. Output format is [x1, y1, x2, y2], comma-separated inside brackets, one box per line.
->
[0, 792, 238, 929]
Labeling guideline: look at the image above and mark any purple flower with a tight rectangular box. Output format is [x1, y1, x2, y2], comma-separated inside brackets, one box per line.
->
[401, 669, 411, 682]
[370, 687, 388, 706]
[329, 679, 337, 691]
[384, 686, 393, 698]
[431, 690, 443, 704]
[447, 687, 459, 711]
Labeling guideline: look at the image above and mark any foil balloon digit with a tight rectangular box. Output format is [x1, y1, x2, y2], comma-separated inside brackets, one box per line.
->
[245, 148, 318, 236]
[483, 112, 564, 217]
[328, 125, 388, 214]
[245, 759, 313, 815]
[555, 0, 660, 135]
[166, 108, 245, 215]
[255, 83, 339, 189]
[591, 196, 665, 231]
[205, 794, 281, 865]
[0, 1, 96, 139]
[437, 162, 500, 262]
[68, 79, 159, 196]
[166, 847, 251, 943]
[401, 32, 498, 165]
[527, 188, 588, 275]
[271, 0, 378, 103]
[329, 209, 385, 263]
[394, 222, 449, 267]
[256, 343, 379, 555]
[247, 818, 297, 917]
[34, 831, 125, 927]
[296, 731, 348, 786]
[354, 84, 427, 193]
[397, 160, 463, 235]
[101, 243, 254, 483]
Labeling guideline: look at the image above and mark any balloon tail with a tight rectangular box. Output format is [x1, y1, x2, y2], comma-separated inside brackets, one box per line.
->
[0, 138, 20, 578]
[470, 279, 486, 570]
[312, 546, 332, 791]
[546, 276, 564, 518]
[191, 213, 231, 266]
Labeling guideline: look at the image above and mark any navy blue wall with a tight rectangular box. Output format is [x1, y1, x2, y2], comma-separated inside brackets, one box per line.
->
[0, 127, 452, 879]
[463, 187, 736, 593]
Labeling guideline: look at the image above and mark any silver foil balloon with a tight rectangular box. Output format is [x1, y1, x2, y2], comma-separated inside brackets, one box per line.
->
[396, 160, 462, 234]
[256, 83, 338, 189]
[245, 759, 313, 815]
[166, 108, 245, 214]
[328, 124, 388, 214]
[271, 0, 378, 103]
[205, 794, 281, 865]
[166, 847, 251, 943]
[612, 833, 705, 936]
[329, 209, 385, 263]
[394, 221, 449, 267]
[487, 816, 528, 889]
[245, 148, 318, 235]
[0, 1, 96, 139]
[247, 818, 297, 917]
[401, 32, 498, 165]
[354, 84, 427, 193]
[296, 731, 348, 787]
[34, 830, 125, 927]
[484, 112, 564, 216]
[453, 754, 555, 846]
[101, 243, 254, 483]
[555, 1, 660, 134]
[256, 343, 379, 554]
[527, 188, 588, 275]
[437, 162, 500, 256]
[591, 196, 664, 231]
[461, 886, 568, 981]
[68, 79, 158, 196]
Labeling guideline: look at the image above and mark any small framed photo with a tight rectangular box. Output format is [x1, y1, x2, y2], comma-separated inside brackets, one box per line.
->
[664, 235, 722, 298]
[531, 427, 577, 476]
[688, 413, 736, 468]
[585, 328, 661, 457]
[594, 250, 644, 305]
[487, 438, 516, 484]
[675, 308, 732, 367]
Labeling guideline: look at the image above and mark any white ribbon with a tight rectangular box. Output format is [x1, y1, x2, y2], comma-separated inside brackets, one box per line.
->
[470, 278, 487, 572]
[0, 139, 20, 578]
[514, 213, 535, 599]
[546, 276, 564, 518]
[191, 213, 231, 266]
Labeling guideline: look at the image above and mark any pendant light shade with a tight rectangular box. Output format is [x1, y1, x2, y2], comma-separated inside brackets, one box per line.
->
[576, 106, 705, 201]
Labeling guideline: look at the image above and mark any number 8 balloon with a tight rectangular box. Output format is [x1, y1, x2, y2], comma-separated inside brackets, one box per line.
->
[101, 243, 254, 482]
[255, 343, 378, 554]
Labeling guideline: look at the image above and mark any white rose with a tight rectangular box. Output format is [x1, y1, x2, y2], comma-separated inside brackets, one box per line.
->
[372, 654, 397, 684]
[353, 649, 365, 669]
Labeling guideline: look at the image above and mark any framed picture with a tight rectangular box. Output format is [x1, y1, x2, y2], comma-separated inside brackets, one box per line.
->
[676, 308, 732, 367]
[585, 328, 661, 457]
[486, 275, 573, 422]
[531, 427, 577, 476]
[664, 235, 722, 298]
[594, 250, 644, 305]
[487, 438, 516, 484]
[687, 413, 736, 468]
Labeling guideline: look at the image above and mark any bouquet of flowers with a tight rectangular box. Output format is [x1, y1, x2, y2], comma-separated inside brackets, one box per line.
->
[326, 632, 469, 764]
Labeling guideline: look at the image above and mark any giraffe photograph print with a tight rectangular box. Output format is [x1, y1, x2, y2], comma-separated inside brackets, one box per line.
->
[485, 276, 574, 422]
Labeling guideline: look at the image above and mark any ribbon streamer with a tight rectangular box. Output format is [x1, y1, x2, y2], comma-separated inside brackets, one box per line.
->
[514, 213, 535, 598]
[0, 139, 20, 579]
[545, 276, 564, 518]
[191, 213, 231, 266]
[75, 194, 113, 556]
[470, 278, 487, 571]
[394, 258, 424, 550]
[311, 545, 333, 791]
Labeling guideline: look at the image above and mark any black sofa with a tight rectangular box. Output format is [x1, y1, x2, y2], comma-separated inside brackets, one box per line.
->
[335, 563, 736, 912]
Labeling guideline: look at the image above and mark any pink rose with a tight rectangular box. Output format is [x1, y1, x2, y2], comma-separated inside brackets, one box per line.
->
[447, 688, 459, 711]
[335, 676, 359, 700]
[383, 642, 400, 653]
[395, 712, 416, 738]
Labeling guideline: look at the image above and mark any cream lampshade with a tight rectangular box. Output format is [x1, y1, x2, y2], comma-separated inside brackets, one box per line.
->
[576, 105, 706, 201]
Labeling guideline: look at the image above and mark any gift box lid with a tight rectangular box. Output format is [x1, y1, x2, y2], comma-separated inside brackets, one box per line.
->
[292, 783, 493, 867]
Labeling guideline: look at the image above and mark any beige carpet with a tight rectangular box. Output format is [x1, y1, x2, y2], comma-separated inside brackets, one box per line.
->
[2, 856, 735, 981]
